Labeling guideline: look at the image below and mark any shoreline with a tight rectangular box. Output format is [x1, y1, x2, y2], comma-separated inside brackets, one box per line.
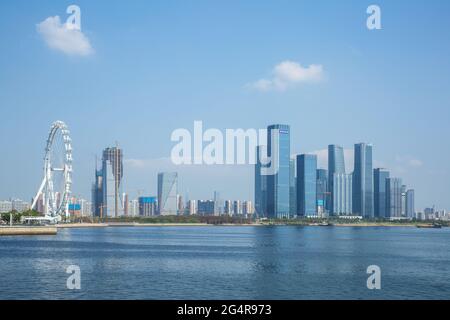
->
[55, 222, 444, 229]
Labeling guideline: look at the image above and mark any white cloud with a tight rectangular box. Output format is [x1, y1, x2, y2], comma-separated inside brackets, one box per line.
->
[37, 16, 93, 56]
[247, 60, 324, 92]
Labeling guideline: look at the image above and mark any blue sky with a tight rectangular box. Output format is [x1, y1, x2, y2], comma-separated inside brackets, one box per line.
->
[0, 0, 449, 210]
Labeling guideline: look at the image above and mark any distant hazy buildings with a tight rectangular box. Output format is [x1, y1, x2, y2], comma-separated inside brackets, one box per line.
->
[297, 154, 317, 217]
[0, 199, 30, 213]
[266, 124, 291, 219]
[158, 172, 178, 215]
[138, 197, 157, 216]
[374, 168, 390, 218]
[353, 143, 373, 218]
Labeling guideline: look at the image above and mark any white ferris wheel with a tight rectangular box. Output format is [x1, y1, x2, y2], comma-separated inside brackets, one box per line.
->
[31, 121, 73, 220]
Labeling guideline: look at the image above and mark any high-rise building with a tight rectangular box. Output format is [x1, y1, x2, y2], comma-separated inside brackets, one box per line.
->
[224, 200, 233, 215]
[92, 166, 103, 217]
[129, 199, 139, 217]
[243, 201, 254, 216]
[386, 178, 402, 218]
[213, 191, 223, 216]
[406, 189, 415, 218]
[0, 201, 13, 213]
[353, 143, 373, 218]
[255, 145, 267, 218]
[266, 124, 290, 219]
[95, 147, 124, 218]
[187, 200, 197, 215]
[374, 168, 390, 218]
[401, 185, 407, 217]
[157, 172, 178, 215]
[139, 197, 157, 216]
[316, 169, 328, 216]
[233, 200, 242, 215]
[328, 145, 346, 214]
[197, 200, 215, 215]
[289, 158, 297, 216]
[332, 173, 353, 215]
[296, 154, 317, 217]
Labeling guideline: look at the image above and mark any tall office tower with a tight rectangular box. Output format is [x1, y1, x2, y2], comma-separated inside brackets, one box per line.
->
[213, 191, 223, 216]
[332, 173, 353, 215]
[328, 145, 346, 214]
[289, 158, 297, 216]
[255, 146, 268, 218]
[123, 193, 129, 216]
[374, 168, 390, 218]
[138, 197, 157, 216]
[101, 147, 124, 217]
[177, 195, 184, 215]
[91, 164, 103, 217]
[352, 143, 373, 218]
[296, 154, 317, 217]
[401, 185, 407, 217]
[157, 172, 178, 215]
[316, 169, 328, 216]
[224, 200, 233, 215]
[266, 124, 290, 219]
[406, 189, 415, 218]
[386, 178, 402, 218]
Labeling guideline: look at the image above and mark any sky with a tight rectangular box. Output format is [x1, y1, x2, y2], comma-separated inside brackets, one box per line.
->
[0, 0, 449, 210]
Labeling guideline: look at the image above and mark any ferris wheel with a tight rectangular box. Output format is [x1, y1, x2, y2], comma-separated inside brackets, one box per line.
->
[31, 121, 73, 220]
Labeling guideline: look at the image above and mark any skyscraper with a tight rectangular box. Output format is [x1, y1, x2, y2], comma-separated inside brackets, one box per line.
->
[157, 172, 178, 215]
[92, 147, 124, 218]
[297, 154, 317, 217]
[328, 145, 346, 214]
[254, 146, 267, 218]
[406, 189, 415, 218]
[138, 197, 157, 216]
[316, 169, 328, 215]
[289, 158, 297, 216]
[353, 143, 373, 218]
[332, 173, 353, 215]
[386, 178, 402, 218]
[374, 168, 390, 218]
[266, 125, 290, 219]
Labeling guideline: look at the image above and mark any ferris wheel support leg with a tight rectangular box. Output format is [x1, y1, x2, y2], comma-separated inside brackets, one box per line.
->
[31, 177, 46, 210]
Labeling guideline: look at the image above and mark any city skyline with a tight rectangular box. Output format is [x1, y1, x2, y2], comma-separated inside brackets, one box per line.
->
[1, 1, 450, 210]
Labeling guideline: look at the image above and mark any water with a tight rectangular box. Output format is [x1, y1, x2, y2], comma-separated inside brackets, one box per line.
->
[0, 226, 449, 300]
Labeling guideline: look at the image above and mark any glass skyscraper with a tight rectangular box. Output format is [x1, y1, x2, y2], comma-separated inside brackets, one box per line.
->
[289, 158, 297, 216]
[93, 147, 124, 218]
[266, 124, 290, 219]
[297, 154, 317, 217]
[316, 169, 328, 215]
[254, 145, 267, 217]
[386, 177, 402, 218]
[406, 189, 415, 218]
[374, 168, 390, 218]
[353, 143, 373, 218]
[157, 172, 178, 215]
[332, 173, 353, 215]
[328, 145, 346, 214]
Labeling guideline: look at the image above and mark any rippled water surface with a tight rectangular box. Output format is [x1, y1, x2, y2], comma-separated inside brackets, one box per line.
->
[1, 226, 449, 299]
